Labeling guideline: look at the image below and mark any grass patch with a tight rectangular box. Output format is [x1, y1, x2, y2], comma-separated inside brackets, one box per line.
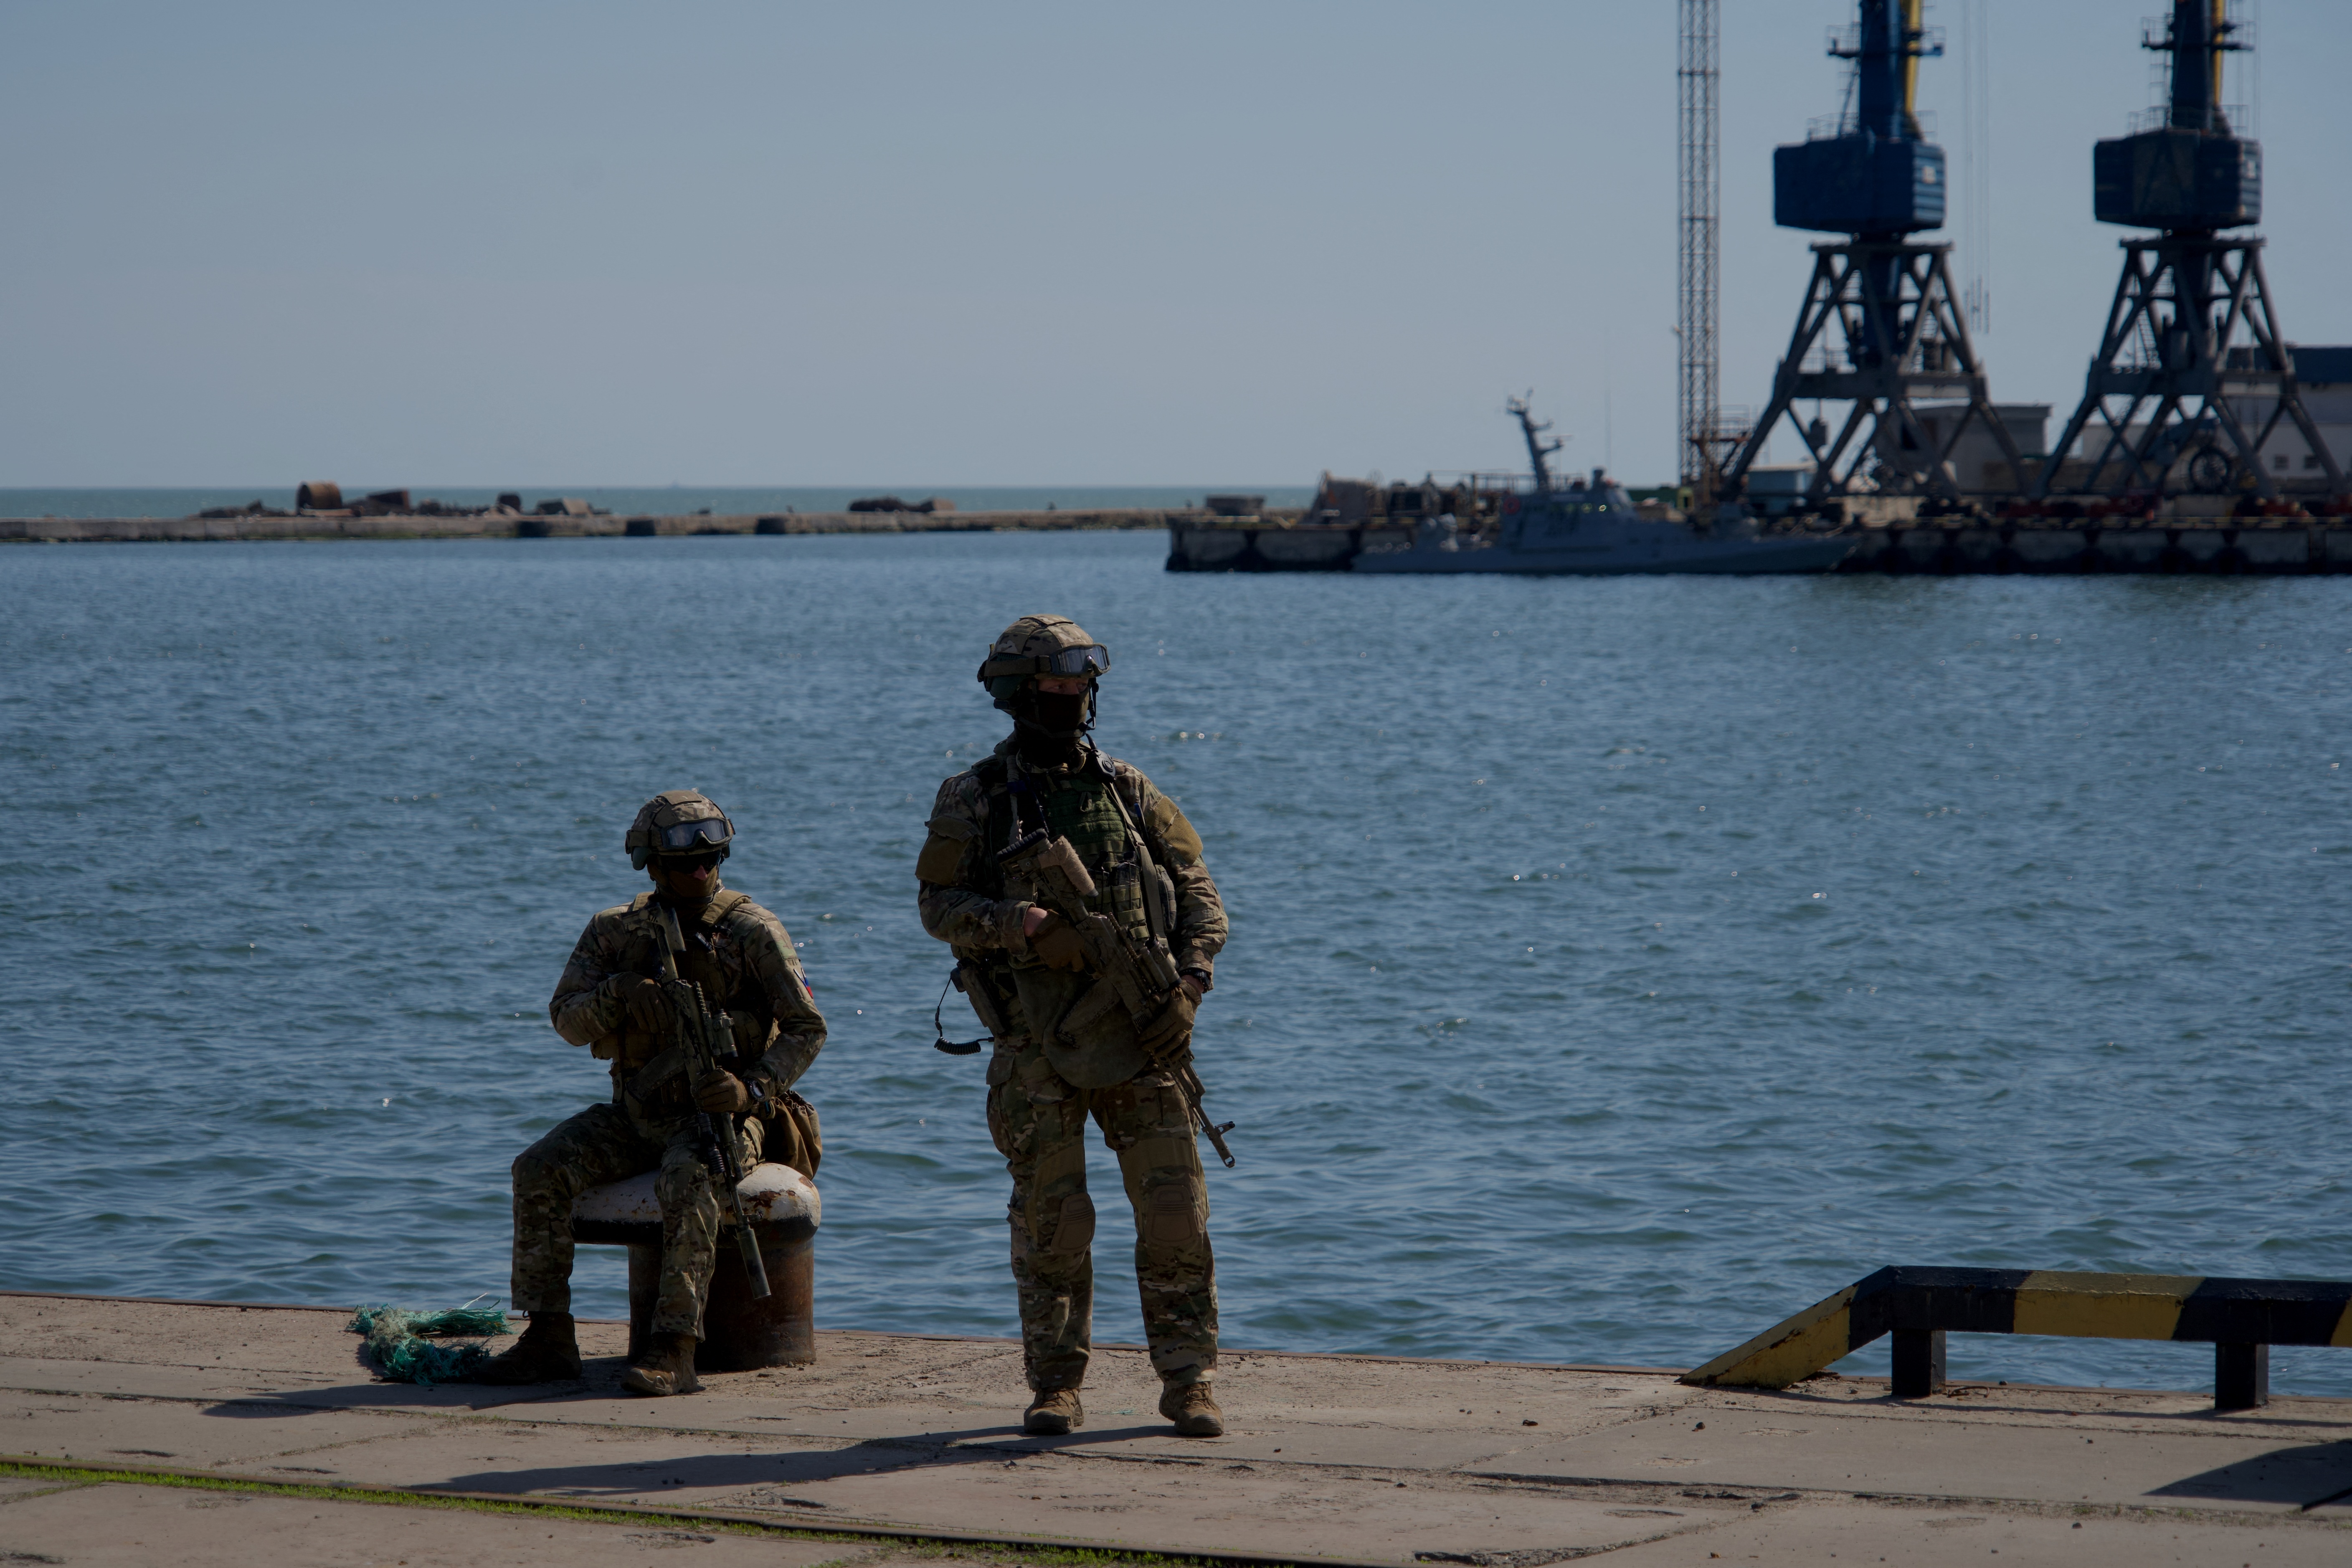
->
[874, 1546, 1262, 1568]
[0, 1461, 823, 1539]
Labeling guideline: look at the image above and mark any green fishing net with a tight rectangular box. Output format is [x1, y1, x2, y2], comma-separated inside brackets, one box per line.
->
[349, 1299, 512, 1385]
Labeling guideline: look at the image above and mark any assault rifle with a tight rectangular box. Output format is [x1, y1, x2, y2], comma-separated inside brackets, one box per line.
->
[998, 828, 1237, 1168]
[654, 904, 771, 1298]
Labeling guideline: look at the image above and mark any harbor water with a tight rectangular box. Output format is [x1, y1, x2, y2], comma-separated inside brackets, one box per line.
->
[4, 529, 2349, 1394]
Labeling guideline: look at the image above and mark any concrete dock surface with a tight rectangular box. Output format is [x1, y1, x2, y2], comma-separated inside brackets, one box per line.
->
[3, 1293, 2348, 1565]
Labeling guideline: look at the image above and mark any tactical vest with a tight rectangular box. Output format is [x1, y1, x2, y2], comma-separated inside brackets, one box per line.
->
[1024, 769, 1151, 945]
[976, 752, 1162, 1088]
[603, 890, 762, 1095]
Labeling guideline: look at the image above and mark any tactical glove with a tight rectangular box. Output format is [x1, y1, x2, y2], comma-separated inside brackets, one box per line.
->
[695, 1071, 751, 1115]
[1137, 980, 1199, 1062]
[1030, 913, 1089, 973]
[609, 973, 667, 1031]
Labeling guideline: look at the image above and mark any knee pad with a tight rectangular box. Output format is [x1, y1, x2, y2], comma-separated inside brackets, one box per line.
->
[1143, 1184, 1205, 1249]
[1048, 1192, 1096, 1256]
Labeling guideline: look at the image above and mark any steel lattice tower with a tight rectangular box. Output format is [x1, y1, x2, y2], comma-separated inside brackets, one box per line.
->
[1723, 0, 2026, 508]
[1678, 0, 1723, 499]
[2034, 0, 2342, 502]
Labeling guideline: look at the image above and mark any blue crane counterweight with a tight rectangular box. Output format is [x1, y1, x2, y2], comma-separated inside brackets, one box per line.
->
[2092, 0, 2258, 231]
[1773, 0, 1946, 236]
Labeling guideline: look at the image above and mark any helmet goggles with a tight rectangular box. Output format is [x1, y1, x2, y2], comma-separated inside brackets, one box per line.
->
[656, 818, 731, 853]
[977, 644, 1110, 682]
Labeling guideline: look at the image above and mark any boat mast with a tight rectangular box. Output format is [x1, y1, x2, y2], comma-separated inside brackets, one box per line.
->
[1507, 395, 1564, 491]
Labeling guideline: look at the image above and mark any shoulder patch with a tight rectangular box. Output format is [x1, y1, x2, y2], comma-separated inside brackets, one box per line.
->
[1147, 796, 1204, 863]
[917, 817, 975, 884]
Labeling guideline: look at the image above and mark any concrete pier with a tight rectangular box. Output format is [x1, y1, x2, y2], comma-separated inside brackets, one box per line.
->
[0, 508, 1193, 545]
[1834, 520, 2352, 574]
[2, 1292, 2348, 1564]
[1164, 517, 2352, 575]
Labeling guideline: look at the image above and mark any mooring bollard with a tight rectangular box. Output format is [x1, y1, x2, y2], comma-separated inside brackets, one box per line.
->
[571, 1163, 820, 1372]
[2214, 1343, 2269, 1411]
[1891, 1328, 1946, 1398]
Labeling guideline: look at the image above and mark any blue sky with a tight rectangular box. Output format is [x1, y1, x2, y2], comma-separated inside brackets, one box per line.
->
[0, 1, 2342, 488]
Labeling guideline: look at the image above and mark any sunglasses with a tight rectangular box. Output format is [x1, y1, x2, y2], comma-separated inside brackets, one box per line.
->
[660, 851, 723, 873]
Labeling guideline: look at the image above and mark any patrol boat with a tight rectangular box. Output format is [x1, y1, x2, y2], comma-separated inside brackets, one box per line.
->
[1349, 400, 1853, 576]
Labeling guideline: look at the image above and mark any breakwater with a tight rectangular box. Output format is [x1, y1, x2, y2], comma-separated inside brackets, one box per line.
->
[0, 507, 1194, 544]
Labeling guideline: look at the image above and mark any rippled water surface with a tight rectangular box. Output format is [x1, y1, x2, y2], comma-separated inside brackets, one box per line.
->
[5, 533, 2349, 1394]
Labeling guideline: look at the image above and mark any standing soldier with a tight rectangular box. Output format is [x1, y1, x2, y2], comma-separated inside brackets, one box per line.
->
[476, 790, 826, 1396]
[917, 615, 1231, 1438]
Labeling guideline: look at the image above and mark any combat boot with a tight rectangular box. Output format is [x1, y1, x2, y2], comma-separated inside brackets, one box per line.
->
[471, 1312, 580, 1385]
[1023, 1386, 1084, 1435]
[620, 1332, 703, 1397]
[1159, 1381, 1223, 1437]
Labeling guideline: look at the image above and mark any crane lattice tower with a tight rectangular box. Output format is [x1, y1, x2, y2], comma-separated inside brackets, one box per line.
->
[2034, 0, 2342, 502]
[1724, 0, 2026, 509]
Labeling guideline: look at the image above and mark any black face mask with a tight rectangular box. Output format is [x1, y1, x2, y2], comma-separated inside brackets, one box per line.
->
[1010, 685, 1093, 764]
[1026, 689, 1090, 735]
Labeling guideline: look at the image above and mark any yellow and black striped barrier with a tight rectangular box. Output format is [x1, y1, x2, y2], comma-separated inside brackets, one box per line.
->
[1681, 1266, 2352, 1410]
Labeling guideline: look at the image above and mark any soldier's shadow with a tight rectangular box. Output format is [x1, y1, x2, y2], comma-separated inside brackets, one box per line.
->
[200, 1348, 739, 1417]
[2143, 1439, 2352, 1509]
[432, 1423, 1176, 1497]
[200, 1382, 584, 1416]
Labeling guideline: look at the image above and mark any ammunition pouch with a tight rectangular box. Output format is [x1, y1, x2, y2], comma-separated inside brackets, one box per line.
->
[621, 1044, 694, 1112]
[757, 1087, 822, 1178]
[1145, 861, 1178, 944]
[1012, 964, 1148, 1089]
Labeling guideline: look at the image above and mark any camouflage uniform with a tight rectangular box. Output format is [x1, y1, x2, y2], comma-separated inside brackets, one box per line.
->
[514, 886, 825, 1337]
[918, 739, 1229, 1392]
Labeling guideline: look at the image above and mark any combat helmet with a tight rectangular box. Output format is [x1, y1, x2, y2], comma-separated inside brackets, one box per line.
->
[626, 789, 735, 870]
[978, 614, 1111, 740]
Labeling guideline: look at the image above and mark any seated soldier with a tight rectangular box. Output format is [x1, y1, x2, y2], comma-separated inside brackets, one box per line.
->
[475, 790, 826, 1395]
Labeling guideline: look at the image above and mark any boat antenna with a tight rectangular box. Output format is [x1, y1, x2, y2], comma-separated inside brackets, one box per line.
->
[1603, 324, 1616, 473]
[1506, 393, 1565, 491]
